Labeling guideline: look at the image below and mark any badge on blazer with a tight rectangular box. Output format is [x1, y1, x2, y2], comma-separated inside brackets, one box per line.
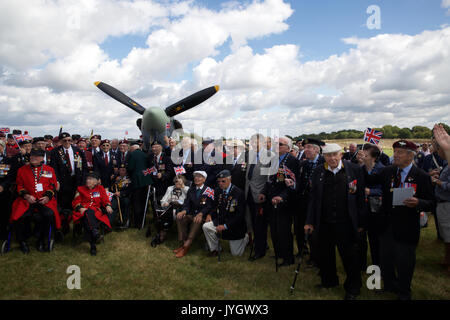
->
[241, 162, 247, 171]
[200, 197, 207, 205]
[41, 171, 53, 178]
[93, 192, 100, 198]
[276, 167, 285, 183]
[348, 179, 357, 194]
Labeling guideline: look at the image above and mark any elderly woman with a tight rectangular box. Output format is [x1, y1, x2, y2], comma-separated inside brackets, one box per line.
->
[151, 175, 190, 246]
[431, 134, 450, 275]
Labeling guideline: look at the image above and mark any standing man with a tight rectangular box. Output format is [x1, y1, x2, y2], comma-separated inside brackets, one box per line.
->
[226, 140, 247, 191]
[117, 140, 130, 167]
[343, 143, 359, 164]
[260, 136, 299, 267]
[203, 170, 248, 257]
[305, 143, 366, 300]
[110, 139, 120, 158]
[50, 132, 87, 235]
[365, 140, 435, 300]
[89, 135, 102, 156]
[93, 139, 117, 190]
[296, 139, 306, 161]
[296, 138, 325, 265]
[127, 143, 153, 229]
[246, 134, 274, 261]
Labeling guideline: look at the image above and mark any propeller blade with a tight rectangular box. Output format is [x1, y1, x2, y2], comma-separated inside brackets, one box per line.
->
[94, 81, 146, 115]
[164, 85, 219, 117]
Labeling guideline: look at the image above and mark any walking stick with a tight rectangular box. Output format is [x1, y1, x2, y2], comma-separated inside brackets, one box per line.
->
[274, 202, 279, 273]
[141, 185, 151, 230]
[290, 233, 310, 294]
[114, 184, 123, 224]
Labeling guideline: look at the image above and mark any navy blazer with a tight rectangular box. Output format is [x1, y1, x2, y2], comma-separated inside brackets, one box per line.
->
[181, 184, 214, 218]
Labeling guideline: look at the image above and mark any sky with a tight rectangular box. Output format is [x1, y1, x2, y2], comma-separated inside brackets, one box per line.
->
[1, 0, 450, 140]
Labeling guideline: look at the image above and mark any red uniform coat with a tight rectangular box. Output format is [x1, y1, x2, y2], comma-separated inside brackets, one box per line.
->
[10, 164, 61, 229]
[72, 184, 112, 229]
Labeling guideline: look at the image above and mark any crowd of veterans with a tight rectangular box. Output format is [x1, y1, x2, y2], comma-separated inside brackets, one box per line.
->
[0, 123, 449, 300]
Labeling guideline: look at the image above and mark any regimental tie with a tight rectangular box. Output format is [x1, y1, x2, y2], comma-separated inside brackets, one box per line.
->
[104, 153, 109, 166]
[395, 168, 403, 188]
[65, 150, 72, 173]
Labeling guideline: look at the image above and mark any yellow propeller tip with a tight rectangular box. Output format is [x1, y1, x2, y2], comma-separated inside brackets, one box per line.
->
[214, 85, 220, 92]
[94, 81, 101, 86]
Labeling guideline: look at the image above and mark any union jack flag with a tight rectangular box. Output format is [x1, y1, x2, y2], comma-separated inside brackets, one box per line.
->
[364, 128, 382, 145]
[174, 166, 186, 175]
[142, 166, 157, 176]
[166, 122, 171, 129]
[0, 128, 9, 133]
[283, 166, 296, 182]
[106, 191, 114, 202]
[12, 134, 32, 143]
[203, 187, 214, 200]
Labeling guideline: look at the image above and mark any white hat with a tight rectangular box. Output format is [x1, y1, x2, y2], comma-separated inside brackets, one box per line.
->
[322, 143, 342, 154]
[193, 171, 207, 179]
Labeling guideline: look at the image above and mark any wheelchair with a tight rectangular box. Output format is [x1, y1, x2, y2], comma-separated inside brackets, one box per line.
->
[1, 216, 55, 255]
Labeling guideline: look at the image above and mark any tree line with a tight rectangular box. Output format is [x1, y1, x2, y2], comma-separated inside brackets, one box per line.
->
[290, 124, 450, 141]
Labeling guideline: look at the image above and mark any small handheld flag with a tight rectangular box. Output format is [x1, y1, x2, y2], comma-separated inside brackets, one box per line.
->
[364, 128, 382, 145]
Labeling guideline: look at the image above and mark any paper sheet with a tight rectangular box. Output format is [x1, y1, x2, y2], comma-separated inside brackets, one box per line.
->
[392, 187, 414, 206]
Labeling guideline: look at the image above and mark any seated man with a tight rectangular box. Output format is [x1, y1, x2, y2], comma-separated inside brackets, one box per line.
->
[203, 170, 248, 257]
[152, 175, 190, 245]
[110, 164, 132, 228]
[174, 171, 214, 258]
[10, 148, 60, 254]
[72, 172, 113, 256]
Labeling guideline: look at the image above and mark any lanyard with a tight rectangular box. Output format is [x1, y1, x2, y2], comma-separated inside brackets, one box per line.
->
[31, 165, 44, 182]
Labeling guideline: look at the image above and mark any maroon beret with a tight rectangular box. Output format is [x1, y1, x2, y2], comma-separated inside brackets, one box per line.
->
[91, 135, 101, 140]
[100, 139, 110, 146]
[393, 140, 417, 152]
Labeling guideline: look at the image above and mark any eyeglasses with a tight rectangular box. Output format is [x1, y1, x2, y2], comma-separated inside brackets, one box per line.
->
[278, 143, 288, 147]
[217, 179, 227, 183]
[62, 139, 72, 142]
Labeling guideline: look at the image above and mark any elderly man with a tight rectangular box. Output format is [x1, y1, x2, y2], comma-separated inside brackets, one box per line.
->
[117, 140, 130, 167]
[110, 139, 120, 158]
[260, 136, 299, 267]
[174, 171, 214, 258]
[225, 140, 247, 191]
[203, 170, 248, 257]
[296, 138, 325, 265]
[127, 143, 153, 229]
[171, 136, 195, 183]
[93, 139, 117, 190]
[50, 132, 87, 235]
[10, 148, 60, 254]
[246, 134, 274, 261]
[365, 140, 434, 300]
[305, 143, 366, 300]
[343, 143, 359, 164]
[33, 137, 52, 165]
[89, 135, 102, 156]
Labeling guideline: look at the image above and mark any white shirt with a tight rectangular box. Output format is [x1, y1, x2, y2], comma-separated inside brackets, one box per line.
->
[182, 149, 190, 165]
[327, 160, 343, 175]
[64, 146, 75, 175]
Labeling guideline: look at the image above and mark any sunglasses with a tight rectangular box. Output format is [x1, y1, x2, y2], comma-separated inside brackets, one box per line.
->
[62, 139, 72, 142]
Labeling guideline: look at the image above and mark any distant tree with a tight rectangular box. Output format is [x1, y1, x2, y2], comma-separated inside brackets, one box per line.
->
[398, 128, 412, 139]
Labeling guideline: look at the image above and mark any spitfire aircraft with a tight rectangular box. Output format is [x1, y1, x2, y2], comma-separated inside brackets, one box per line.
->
[94, 81, 219, 151]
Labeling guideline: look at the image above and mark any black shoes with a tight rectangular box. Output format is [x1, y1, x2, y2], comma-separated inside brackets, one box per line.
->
[277, 259, 295, 267]
[90, 244, 97, 256]
[20, 241, 30, 254]
[344, 293, 358, 300]
[208, 250, 219, 257]
[145, 228, 151, 238]
[315, 283, 339, 289]
[248, 254, 265, 261]
[36, 240, 45, 252]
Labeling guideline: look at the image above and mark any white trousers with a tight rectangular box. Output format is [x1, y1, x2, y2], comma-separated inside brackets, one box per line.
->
[202, 221, 248, 256]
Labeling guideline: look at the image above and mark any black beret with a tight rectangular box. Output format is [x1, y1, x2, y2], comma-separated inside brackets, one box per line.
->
[151, 140, 162, 146]
[393, 140, 417, 152]
[44, 135, 53, 140]
[59, 132, 71, 139]
[30, 148, 45, 157]
[7, 134, 13, 139]
[72, 134, 81, 140]
[12, 129, 21, 134]
[32, 137, 45, 144]
[0, 132, 5, 138]
[302, 138, 325, 147]
[19, 140, 32, 146]
[216, 170, 231, 179]
[202, 137, 214, 145]
[119, 164, 126, 169]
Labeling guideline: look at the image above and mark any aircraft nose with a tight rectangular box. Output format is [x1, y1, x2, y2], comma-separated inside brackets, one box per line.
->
[142, 107, 170, 133]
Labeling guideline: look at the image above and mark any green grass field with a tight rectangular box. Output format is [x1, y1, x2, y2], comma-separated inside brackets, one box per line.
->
[1, 215, 449, 300]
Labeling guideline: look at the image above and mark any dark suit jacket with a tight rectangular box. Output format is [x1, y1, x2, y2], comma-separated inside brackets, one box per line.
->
[225, 151, 247, 191]
[212, 184, 246, 240]
[93, 152, 116, 189]
[365, 164, 435, 245]
[262, 153, 300, 212]
[306, 160, 367, 236]
[50, 145, 87, 188]
[181, 184, 214, 218]
[194, 148, 227, 188]
[149, 151, 174, 197]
